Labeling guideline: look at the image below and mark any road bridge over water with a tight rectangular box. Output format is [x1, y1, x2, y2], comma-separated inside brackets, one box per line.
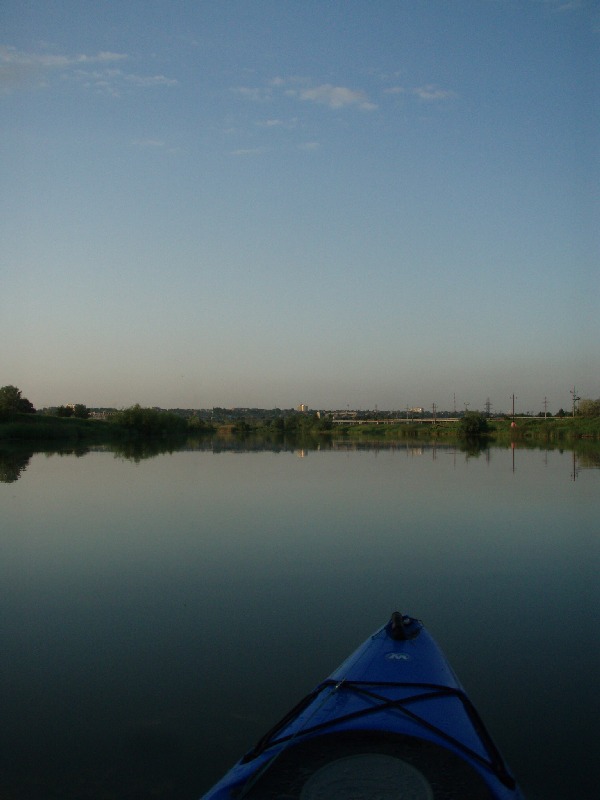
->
[332, 416, 542, 425]
[332, 418, 461, 425]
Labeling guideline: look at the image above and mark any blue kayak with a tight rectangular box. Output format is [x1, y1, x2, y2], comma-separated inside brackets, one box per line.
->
[201, 613, 524, 799]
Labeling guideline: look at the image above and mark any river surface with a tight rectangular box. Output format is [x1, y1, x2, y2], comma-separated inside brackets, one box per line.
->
[1, 438, 598, 799]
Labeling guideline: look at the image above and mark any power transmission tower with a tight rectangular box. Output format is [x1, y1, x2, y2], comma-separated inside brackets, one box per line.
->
[570, 386, 580, 417]
[543, 396, 549, 418]
[484, 397, 492, 418]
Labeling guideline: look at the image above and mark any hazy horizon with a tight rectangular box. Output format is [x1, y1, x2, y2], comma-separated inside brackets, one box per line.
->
[28, 389, 587, 417]
[2, 1, 598, 414]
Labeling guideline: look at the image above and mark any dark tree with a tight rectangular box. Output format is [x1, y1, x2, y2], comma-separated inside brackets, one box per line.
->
[578, 398, 600, 417]
[458, 411, 489, 437]
[0, 385, 35, 415]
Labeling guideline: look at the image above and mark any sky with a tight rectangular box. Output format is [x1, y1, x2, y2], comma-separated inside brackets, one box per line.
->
[1, 0, 598, 414]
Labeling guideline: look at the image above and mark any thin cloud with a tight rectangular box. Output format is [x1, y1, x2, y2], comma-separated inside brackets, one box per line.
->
[132, 138, 166, 147]
[232, 86, 273, 102]
[256, 117, 298, 129]
[298, 83, 377, 110]
[71, 67, 177, 96]
[71, 67, 178, 96]
[0, 45, 126, 68]
[544, 0, 583, 11]
[0, 45, 126, 90]
[235, 77, 376, 111]
[132, 138, 180, 155]
[257, 118, 285, 127]
[531, 0, 591, 15]
[412, 85, 457, 101]
[231, 147, 266, 156]
[73, 51, 127, 64]
[298, 141, 320, 151]
[270, 75, 310, 88]
[125, 73, 178, 87]
[0, 44, 176, 94]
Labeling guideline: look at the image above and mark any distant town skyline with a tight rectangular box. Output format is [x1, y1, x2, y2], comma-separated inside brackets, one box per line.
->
[2, 2, 598, 414]
[29, 384, 593, 418]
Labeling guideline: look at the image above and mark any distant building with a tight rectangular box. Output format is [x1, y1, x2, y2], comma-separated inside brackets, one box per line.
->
[297, 404, 309, 412]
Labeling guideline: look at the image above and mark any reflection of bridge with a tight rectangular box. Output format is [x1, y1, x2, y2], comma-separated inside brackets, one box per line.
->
[332, 418, 461, 425]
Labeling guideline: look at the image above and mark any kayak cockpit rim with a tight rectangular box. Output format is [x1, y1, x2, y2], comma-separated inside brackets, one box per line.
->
[241, 678, 517, 791]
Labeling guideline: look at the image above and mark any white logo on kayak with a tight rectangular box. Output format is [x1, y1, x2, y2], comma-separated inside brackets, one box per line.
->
[386, 652, 410, 661]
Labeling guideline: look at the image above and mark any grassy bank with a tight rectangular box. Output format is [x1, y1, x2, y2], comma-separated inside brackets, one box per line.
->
[488, 417, 600, 441]
[0, 409, 206, 442]
[0, 413, 115, 442]
[2, 412, 600, 445]
[335, 416, 600, 443]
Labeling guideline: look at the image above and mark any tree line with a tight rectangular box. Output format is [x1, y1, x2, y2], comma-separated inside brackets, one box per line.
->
[2, 385, 600, 429]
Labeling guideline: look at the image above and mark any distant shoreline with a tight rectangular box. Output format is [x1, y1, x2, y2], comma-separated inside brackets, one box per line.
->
[1, 411, 599, 444]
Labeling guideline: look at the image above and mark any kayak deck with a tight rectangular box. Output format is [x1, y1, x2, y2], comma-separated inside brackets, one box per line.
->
[201, 614, 523, 799]
[239, 730, 496, 798]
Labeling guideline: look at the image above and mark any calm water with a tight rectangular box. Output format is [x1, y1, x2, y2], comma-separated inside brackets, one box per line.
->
[1, 439, 598, 799]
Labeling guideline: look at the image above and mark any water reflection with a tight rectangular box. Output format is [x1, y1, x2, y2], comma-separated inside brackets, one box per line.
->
[1, 435, 599, 483]
[111, 436, 189, 463]
[0, 447, 32, 482]
[1, 441, 597, 799]
[576, 447, 600, 470]
[0, 444, 89, 483]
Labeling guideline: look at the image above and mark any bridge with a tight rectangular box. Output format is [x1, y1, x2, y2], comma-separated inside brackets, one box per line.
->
[332, 418, 461, 425]
[332, 416, 541, 425]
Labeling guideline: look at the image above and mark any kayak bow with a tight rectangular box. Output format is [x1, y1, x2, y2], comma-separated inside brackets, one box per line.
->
[201, 613, 524, 799]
